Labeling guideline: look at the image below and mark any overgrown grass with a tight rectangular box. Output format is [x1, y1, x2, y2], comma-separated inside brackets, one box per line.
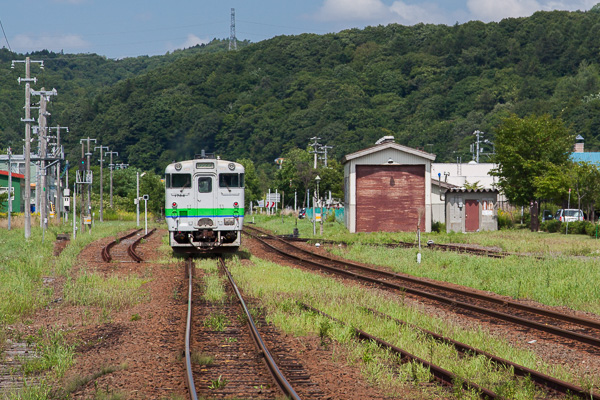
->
[63, 269, 148, 310]
[228, 256, 597, 399]
[20, 328, 74, 378]
[196, 259, 226, 303]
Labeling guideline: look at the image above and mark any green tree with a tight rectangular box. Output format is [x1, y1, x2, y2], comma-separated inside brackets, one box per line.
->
[275, 148, 316, 208]
[237, 158, 260, 209]
[536, 161, 600, 219]
[491, 114, 574, 228]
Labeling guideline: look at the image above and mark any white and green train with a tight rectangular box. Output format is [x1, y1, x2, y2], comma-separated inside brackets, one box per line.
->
[165, 154, 245, 253]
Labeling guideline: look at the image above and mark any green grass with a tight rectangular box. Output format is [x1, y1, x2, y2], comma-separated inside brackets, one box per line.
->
[63, 269, 148, 310]
[204, 312, 228, 331]
[227, 255, 597, 399]
[20, 329, 74, 378]
[196, 259, 227, 303]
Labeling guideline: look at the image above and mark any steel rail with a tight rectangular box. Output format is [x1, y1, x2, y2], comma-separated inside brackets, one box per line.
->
[366, 307, 599, 399]
[298, 302, 501, 399]
[184, 258, 199, 400]
[101, 228, 143, 262]
[127, 228, 157, 262]
[244, 227, 600, 348]
[218, 257, 301, 400]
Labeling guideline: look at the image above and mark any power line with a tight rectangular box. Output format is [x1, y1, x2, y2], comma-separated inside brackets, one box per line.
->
[0, 16, 11, 52]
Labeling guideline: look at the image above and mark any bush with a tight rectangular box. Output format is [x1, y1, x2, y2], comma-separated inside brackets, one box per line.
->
[497, 211, 514, 230]
[541, 219, 562, 233]
[432, 221, 446, 233]
[585, 222, 599, 238]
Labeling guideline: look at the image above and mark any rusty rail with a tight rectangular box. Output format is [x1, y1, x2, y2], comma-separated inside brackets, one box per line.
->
[101, 228, 142, 262]
[127, 228, 156, 263]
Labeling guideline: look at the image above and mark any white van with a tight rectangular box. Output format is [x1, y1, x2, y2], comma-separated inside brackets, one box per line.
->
[554, 209, 584, 222]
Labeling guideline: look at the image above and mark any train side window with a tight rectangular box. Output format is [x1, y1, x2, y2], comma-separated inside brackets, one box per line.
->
[239, 173, 245, 188]
[171, 173, 191, 188]
[219, 173, 239, 188]
[198, 177, 212, 193]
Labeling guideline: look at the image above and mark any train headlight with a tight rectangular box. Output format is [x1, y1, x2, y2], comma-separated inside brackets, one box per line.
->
[228, 162, 235, 171]
[224, 218, 235, 225]
[172, 202, 177, 209]
[174, 163, 182, 171]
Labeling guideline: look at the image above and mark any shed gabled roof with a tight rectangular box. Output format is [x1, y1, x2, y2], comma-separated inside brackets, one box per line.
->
[446, 188, 499, 194]
[342, 141, 436, 164]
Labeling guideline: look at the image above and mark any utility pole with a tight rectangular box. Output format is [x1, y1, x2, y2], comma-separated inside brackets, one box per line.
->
[94, 145, 109, 221]
[7, 147, 12, 231]
[309, 137, 322, 169]
[32, 87, 57, 229]
[12, 57, 44, 239]
[79, 137, 96, 232]
[319, 145, 333, 167]
[50, 125, 68, 221]
[106, 151, 118, 208]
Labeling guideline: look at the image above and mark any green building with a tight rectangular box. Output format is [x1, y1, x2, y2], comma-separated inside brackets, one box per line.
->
[0, 170, 24, 213]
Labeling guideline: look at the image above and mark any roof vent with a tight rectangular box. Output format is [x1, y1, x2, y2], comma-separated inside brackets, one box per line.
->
[375, 136, 395, 145]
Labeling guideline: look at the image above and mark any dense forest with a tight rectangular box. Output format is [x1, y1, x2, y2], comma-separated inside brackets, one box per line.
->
[4, 8, 600, 184]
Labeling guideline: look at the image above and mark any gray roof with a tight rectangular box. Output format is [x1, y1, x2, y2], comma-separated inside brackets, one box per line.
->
[342, 141, 436, 163]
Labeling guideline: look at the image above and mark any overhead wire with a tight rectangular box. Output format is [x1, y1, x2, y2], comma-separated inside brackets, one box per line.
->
[0, 15, 11, 52]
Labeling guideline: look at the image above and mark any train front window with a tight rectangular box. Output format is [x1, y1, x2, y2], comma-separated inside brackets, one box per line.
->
[219, 173, 243, 188]
[169, 173, 191, 189]
[198, 177, 212, 193]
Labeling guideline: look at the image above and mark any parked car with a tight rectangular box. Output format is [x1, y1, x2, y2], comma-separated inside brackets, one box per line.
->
[542, 210, 554, 222]
[554, 209, 584, 222]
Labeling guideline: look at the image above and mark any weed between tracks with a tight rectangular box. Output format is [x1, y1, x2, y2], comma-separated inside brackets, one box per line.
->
[228, 255, 597, 399]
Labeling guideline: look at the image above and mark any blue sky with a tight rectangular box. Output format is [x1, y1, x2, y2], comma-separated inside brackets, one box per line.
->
[1, 0, 597, 59]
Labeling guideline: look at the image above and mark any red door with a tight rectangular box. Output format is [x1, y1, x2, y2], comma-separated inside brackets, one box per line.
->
[465, 199, 479, 232]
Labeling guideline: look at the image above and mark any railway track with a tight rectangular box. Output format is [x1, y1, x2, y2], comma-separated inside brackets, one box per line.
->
[183, 257, 312, 399]
[100, 228, 155, 263]
[245, 225, 600, 352]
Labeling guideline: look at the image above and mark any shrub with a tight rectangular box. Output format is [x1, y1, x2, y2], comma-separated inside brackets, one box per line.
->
[497, 211, 514, 230]
[541, 220, 561, 233]
[432, 221, 446, 233]
[585, 222, 599, 238]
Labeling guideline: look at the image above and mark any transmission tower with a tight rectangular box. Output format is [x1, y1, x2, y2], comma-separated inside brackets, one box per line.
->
[229, 8, 237, 51]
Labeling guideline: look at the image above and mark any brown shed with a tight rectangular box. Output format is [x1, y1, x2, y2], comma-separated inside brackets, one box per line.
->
[343, 137, 436, 233]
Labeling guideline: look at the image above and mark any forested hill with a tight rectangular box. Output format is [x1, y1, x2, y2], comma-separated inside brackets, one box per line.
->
[6, 8, 600, 173]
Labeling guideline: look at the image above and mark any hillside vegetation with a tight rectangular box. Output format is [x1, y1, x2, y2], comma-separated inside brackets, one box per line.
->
[3, 9, 600, 177]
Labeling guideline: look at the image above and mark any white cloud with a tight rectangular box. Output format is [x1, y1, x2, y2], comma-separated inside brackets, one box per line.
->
[166, 34, 209, 52]
[12, 34, 89, 52]
[315, 0, 454, 25]
[467, 0, 598, 21]
[315, 0, 390, 22]
[389, 1, 449, 24]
